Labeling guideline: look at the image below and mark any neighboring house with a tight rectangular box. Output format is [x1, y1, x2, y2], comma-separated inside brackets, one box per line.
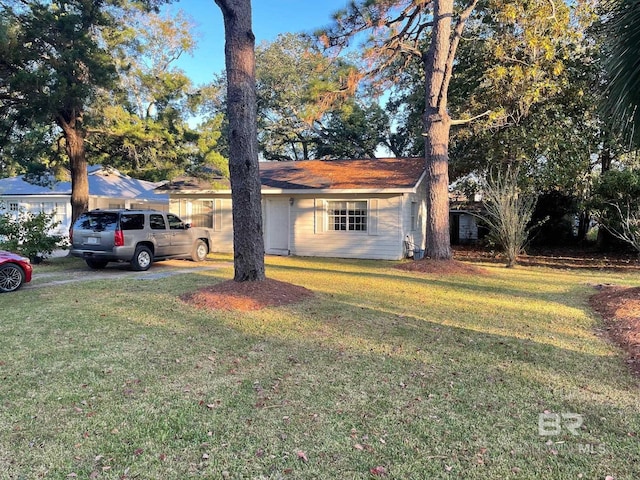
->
[0, 166, 169, 235]
[449, 186, 485, 245]
[158, 158, 427, 261]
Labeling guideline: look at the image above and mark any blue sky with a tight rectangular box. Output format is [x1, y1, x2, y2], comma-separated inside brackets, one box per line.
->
[164, 0, 351, 86]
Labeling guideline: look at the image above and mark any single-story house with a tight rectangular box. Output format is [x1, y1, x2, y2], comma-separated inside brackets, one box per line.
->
[0, 166, 168, 235]
[158, 157, 427, 261]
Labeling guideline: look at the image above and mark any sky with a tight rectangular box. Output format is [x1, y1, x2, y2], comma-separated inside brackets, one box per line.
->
[163, 0, 351, 86]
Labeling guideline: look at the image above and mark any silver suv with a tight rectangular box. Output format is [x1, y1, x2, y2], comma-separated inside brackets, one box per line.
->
[70, 209, 212, 271]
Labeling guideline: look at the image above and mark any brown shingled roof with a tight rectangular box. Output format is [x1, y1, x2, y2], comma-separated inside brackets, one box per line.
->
[157, 158, 425, 193]
[259, 157, 425, 190]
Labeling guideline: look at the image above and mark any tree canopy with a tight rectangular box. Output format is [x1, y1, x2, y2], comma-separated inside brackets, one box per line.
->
[0, 0, 171, 221]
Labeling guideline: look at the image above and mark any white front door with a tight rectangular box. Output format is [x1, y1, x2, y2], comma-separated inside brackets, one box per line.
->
[265, 198, 290, 255]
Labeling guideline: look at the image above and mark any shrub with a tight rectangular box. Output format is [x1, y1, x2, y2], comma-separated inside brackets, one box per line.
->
[479, 167, 539, 267]
[0, 210, 68, 261]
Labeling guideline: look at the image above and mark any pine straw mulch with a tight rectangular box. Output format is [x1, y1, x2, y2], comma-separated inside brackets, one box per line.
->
[589, 285, 640, 376]
[180, 278, 314, 312]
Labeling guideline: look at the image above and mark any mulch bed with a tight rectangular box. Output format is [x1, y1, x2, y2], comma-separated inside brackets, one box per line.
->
[180, 278, 314, 311]
[589, 285, 640, 376]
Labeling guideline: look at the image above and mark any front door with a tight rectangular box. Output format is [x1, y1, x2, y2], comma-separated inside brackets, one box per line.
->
[265, 198, 290, 255]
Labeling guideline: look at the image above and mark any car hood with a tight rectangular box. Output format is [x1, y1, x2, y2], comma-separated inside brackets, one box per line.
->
[0, 250, 30, 263]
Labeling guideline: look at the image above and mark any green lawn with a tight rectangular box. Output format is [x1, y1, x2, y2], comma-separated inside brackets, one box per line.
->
[1, 255, 639, 479]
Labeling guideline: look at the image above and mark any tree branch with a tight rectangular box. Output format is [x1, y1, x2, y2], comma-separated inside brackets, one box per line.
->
[439, 0, 479, 111]
[450, 109, 491, 126]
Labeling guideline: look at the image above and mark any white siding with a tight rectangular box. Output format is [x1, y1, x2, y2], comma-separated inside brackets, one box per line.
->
[169, 195, 234, 253]
[459, 213, 479, 242]
[401, 177, 427, 257]
[0, 195, 71, 235]
[164, 186, 427, 261]
[289, 195, 405, 260]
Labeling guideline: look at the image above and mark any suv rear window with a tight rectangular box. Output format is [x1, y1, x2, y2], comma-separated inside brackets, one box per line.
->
[74, 212, 118, 232]
[121, 214, 145, 230]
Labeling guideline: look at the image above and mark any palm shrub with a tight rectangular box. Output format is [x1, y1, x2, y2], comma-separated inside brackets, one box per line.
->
[604, 0, 640, 145]
[0, 210, 67, 261]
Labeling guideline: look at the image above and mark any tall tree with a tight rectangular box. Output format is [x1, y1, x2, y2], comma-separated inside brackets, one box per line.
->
[87, 9, 227, 181]
[214, 0, 265, 281]
[448, 0, 599, 180]
[255, 33, 364, 160]
[325, 0, 479, 260]
[0, 0, 167, 223]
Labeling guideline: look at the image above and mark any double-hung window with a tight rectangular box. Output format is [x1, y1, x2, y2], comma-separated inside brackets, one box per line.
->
[327, 201, 367, 232]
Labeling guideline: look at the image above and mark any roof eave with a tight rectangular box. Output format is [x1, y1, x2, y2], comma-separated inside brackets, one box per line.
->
[261, 187, 417, 195]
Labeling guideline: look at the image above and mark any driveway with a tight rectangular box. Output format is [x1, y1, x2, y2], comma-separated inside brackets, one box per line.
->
[26, 259, 231, 289]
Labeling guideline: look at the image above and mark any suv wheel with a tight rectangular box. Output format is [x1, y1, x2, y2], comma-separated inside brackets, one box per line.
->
[191, 239, 208, 262]
[0, 264, 25, 292]
[86, 259, 108, 270]
[131, 246, 153, 271]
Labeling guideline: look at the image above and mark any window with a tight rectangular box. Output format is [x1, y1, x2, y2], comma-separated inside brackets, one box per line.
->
[167, 213, 186, 230]
[411, 202, 418, 231]
[120, 214, 145, 230]
[9, 202, 19, 212]
[327, 201, 367, 232]
[74, 212, 118, 232]
[150, 214, 167, 230]
[191, 200, 213, 228]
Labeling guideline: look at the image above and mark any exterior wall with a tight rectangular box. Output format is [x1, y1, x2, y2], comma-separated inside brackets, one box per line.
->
[459, 213, 479, 243]
[401, 178, 427, 257]
[90, 197, 167, 212]
[288, 194, 405, 260]
[165, 190, 425, 261]
[450, 211, 479, 244]
[0, 195, 168, 237]
[0, 195, 70, 235]
[168, 196, 234, 253]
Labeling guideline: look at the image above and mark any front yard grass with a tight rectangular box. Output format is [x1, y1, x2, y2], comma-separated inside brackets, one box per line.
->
[1, 256, 639, 479]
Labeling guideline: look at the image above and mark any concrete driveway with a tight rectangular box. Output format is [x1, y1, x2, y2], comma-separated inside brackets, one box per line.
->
[25, 258, 231, 289]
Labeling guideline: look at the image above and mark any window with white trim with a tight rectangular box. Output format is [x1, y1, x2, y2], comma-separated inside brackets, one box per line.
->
[327, 201, 367, 232]
[9, 202, 19, 212]
[411, 201, 418, 231]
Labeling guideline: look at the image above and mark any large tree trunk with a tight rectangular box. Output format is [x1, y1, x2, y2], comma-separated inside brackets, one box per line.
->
[215, 0, 266, 282]
[423, 113, 452, 259]
[57, 116, 89, 225]
[422, 0, 453, 260]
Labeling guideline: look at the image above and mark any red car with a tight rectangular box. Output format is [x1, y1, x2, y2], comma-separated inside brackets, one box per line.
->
[0, 250, 32, 292]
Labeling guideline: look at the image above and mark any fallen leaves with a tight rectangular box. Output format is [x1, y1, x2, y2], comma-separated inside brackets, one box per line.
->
[370, 465, 387, 476]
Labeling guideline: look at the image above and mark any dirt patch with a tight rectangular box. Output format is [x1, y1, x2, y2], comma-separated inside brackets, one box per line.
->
[181, 278, 314, 311]
[590, 285, 640, 376]
[396, 258, 489, 275]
